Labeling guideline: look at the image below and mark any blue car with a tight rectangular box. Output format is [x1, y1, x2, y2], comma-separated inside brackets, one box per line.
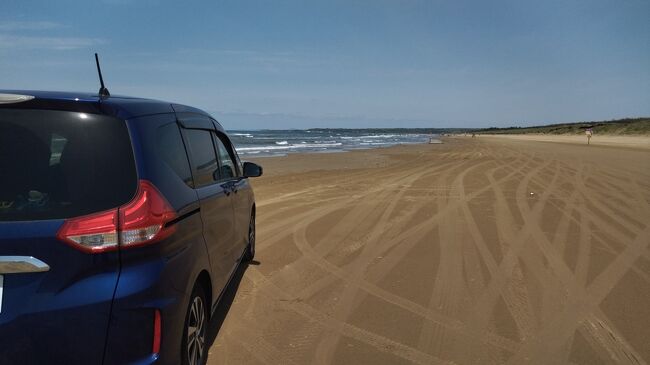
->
[0, 91, 262, 365]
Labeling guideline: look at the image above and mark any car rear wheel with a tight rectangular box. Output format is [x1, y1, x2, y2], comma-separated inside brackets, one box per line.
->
[243, 213, 255, 261]
[182, 284, 208, 365]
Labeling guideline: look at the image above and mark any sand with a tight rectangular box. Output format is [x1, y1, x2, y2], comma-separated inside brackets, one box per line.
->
[480, 134, 650, 150]
[206, 136, 650, 364]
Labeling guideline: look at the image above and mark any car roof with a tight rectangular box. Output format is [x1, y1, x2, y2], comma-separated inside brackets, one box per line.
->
[0, 90, 213, 121]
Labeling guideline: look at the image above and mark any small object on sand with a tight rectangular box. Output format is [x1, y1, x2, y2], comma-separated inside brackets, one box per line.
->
[530, 192, 535, 196]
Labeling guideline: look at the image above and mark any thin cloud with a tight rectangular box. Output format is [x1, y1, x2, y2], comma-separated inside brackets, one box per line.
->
[0, 34, 104, 50]
[175, 48, 321, 70]
[211, 110, 435, 124]
[0, 21, 64, 31]
[100, 0, 159, 4]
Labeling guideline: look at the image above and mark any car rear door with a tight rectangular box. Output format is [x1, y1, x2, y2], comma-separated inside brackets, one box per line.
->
[0, 108, 137, 364]
[178, 114, 238, 296]
[212, 131, 251, 264]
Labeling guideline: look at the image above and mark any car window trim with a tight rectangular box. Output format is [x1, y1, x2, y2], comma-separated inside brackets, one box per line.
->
[214, 131, 241, 177]
[176, 113, 216, 131]
[211, 131, 238, 183]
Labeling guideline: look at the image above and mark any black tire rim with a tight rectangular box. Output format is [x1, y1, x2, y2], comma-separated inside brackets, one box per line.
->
[187, 296, 206, 365]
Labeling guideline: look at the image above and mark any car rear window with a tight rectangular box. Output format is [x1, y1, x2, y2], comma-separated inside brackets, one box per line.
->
[0, 109, 137, 221]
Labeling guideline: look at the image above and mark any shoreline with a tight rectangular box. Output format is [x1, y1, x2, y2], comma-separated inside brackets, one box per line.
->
[229, 129, 443, 158]
[238, 139, 442, 159]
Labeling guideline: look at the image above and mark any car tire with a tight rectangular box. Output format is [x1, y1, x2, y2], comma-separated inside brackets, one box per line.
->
[243, 212, 255, 262]
[182, 284, 208, 365]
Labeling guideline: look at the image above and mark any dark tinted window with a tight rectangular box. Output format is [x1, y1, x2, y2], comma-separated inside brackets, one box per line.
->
[214, 134, 237, 180]
[184, 129, 218, 187]
[0, 109, 137, 221]
[157, 123, 193, 186]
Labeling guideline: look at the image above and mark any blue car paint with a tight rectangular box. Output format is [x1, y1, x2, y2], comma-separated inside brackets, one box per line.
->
[0, 220, 120, 364]
[0, 90, 254, 364]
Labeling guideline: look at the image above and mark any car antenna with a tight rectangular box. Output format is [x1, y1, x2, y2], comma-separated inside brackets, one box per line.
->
[94, 53, 110, 97]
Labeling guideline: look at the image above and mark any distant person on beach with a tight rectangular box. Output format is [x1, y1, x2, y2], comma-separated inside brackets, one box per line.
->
[585, 128, 593, 145]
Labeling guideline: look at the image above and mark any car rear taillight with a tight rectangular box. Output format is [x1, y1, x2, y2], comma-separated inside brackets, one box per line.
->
[55, 209, 119, 253]
[57, 180, 177, 253]
[119, 180, 177, 248]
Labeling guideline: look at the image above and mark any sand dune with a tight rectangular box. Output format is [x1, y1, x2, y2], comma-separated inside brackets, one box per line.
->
[207, 137, 650, 364]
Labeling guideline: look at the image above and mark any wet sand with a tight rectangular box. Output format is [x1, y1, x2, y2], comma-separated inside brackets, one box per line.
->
[207, 136, 650, 364]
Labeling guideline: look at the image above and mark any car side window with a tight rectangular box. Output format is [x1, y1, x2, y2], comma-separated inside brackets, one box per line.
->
[157, 123, 193, 187]
[183, 129, 219, 187]
[213, 133, 238, 180]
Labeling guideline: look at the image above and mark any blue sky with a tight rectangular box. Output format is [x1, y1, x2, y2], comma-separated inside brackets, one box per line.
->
[1, 0, 649, 129]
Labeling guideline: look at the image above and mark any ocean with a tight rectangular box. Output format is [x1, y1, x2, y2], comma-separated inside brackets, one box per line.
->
[227, 129, 441, 157]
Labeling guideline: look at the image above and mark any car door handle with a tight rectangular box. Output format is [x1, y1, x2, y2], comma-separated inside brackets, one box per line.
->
[220, 181, 238, 195]
[220, 182, 233, 196]
[232, 179, 245, 194]
[0, 256, 50, 274]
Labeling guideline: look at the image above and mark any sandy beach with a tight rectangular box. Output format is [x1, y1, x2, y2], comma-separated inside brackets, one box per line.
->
[206, 136, 650, 364]
[479, 134, 650, 150]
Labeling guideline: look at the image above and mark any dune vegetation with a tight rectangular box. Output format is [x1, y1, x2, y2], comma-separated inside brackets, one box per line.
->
[476, 117, 650, 135]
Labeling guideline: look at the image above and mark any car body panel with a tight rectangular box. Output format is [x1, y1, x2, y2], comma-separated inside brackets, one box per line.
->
[0, 220, 119, 364]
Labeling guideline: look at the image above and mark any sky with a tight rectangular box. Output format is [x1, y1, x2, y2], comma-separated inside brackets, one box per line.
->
[1, 0, 649, 130]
